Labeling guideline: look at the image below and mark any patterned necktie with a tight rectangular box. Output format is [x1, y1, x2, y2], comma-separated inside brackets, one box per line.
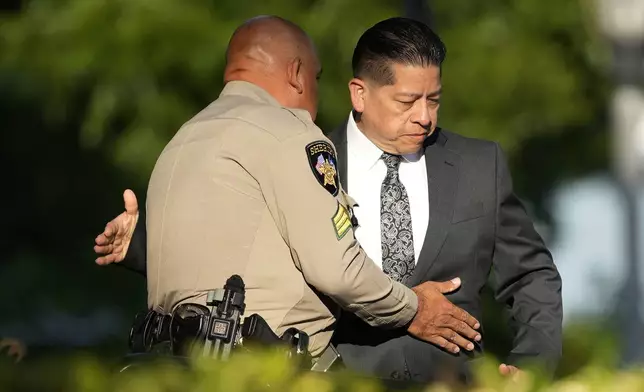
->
[380, 152, 415, 284]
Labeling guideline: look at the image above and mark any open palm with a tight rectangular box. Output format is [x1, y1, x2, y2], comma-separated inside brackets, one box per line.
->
[94, 189, 139, 265]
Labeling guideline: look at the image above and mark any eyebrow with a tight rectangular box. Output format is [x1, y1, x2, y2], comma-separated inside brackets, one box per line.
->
[428, 87, 442, 97]
[396, 87, 442, 99]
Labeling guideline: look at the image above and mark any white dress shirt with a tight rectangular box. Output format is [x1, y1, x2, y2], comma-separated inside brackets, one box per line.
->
[345, 112, 429, 270]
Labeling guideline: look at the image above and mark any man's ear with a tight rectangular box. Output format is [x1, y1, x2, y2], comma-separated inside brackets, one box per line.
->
[348, 78, 366, 113]
[287, 57, 304, 94]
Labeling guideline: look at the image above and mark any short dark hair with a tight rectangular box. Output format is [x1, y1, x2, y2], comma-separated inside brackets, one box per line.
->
[352, 17, 447, 85]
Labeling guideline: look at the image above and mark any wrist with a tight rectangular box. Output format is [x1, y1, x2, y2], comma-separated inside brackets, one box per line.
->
[406, 290, 424, 333]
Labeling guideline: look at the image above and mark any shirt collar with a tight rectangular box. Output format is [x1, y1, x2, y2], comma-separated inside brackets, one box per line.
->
[218, 80, 313, 122]
[219, 80, 281, 106]
[346, 111, 424, 171]
[346, 111, 385, 171]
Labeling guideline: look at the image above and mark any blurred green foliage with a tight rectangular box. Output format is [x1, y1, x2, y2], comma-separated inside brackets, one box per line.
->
[0, 0, 614, 381]
[0, 0, 609, 180]
[1, 346, 642, 392]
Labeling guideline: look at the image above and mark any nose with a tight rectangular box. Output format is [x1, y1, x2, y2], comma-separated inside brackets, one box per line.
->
[412, 102, 431, 128]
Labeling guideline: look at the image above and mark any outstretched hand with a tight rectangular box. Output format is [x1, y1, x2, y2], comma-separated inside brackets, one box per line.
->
[407, 277, 481, 354]
[94, 189, 139, 265]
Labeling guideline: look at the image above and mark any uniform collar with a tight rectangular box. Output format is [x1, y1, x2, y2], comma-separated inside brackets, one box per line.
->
[346, 111, 424, 172]
[219, 80, 313, 123]
[219, 80, 282, 107]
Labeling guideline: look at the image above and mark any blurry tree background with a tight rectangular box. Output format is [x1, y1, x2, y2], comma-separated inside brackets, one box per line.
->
[0, 0, 614, 377]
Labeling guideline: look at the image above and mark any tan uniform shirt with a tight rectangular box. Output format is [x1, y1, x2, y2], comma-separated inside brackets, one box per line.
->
[145, 80, 418, 357]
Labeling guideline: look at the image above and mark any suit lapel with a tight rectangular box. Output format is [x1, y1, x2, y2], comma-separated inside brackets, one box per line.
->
[327, 119, 349, 190]
[411, 130, 460, 286]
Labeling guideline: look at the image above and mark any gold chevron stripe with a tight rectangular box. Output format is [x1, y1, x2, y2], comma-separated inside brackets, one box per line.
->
[332, 203, 351, 240]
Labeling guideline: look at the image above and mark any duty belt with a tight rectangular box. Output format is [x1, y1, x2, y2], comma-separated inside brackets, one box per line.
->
[126, 274, 340, 372]
[128, 308, 340, 371]
[128, 309, 173, 354]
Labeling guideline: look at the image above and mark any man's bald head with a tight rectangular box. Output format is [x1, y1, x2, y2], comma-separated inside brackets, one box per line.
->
[223, 16, 321, 121]
[225, 16, 311, 67]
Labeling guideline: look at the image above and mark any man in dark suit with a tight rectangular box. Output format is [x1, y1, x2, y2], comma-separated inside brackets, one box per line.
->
[317, 18, 561, 384]
[94, 17, 562, 385]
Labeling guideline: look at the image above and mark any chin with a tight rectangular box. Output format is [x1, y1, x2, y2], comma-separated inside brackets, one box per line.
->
[399, 144, 424, 155]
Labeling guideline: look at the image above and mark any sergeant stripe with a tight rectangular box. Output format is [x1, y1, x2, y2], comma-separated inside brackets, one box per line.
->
[335, 215, 349, 230]
[333, 205, 349, 227]
[337, 218, 351, 236]
[332, 203, 352, 240]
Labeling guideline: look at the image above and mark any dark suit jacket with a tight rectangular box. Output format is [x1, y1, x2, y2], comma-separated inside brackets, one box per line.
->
[119, 121, 563, 384]
[327, 120, 562, 384]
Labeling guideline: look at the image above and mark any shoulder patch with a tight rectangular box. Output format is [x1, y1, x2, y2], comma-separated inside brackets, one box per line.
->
[332, 202, 352, 240]
[305, 141, 339, 197]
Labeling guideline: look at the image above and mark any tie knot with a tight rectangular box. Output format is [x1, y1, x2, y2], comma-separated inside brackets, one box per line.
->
[381, 152, 402, 171]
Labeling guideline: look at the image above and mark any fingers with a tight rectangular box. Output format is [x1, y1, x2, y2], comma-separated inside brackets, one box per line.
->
[94, 243, 112, 255]
[96, 252, 121, 265]
[94, 234, 108, 246]
[93, 192, 137, 267]
[450, 305, 480, 330]
[96, 221, 119, 245]
[95, 255, 113, 265]
[437, 327, 474, 352]
[417, 280, 480, 331]
[123, 189, 139, 216]
[443, 315, 481, 342]
[499, 364, 519, 376]
[434, 277, 461, 294]
[94, 228, 120, 250]
[94, 216, 125, 248]
[499, 364, 510, 375]
[414, 277, 461, 296]
[428, 336, 461, 355]
[103, 221, 115, 237]
[94, 232, 112, 246]
[94, 241, 122, 255]
[94, 240, 125, 265]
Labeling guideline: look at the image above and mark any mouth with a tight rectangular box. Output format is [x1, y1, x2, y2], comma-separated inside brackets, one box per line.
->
[407, 127, 436, 138]
[405, 133, 429, 139]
